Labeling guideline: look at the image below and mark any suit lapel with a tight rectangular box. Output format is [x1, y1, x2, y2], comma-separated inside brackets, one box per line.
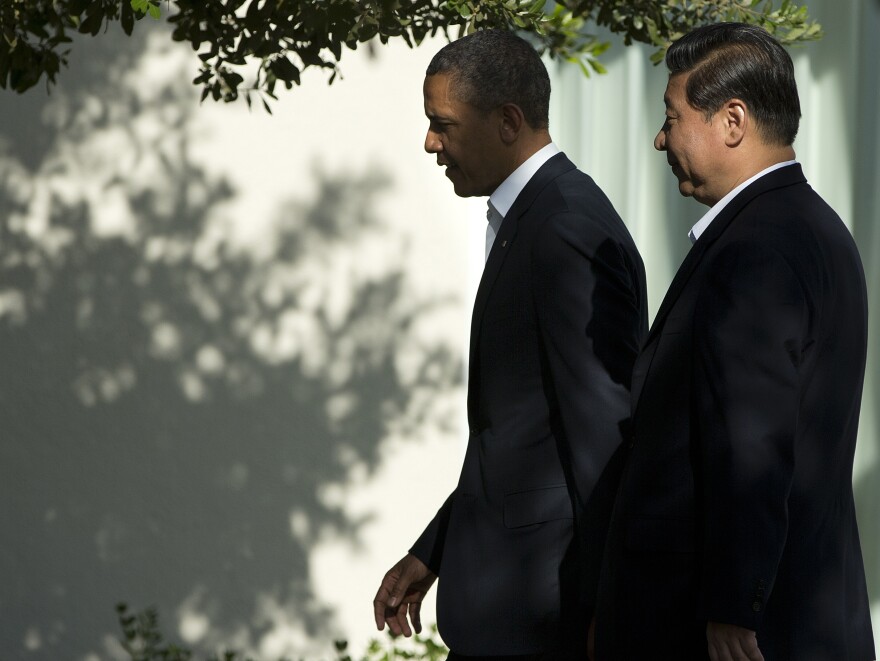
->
[467, 153, 577, 426]
[632, 164, 807, 415]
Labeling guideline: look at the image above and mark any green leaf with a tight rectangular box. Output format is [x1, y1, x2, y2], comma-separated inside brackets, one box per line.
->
[121, 1, 135, 34]
[68, 0, 92, 13]
[785, 26, 806, 41]
[79, 10, 104, 36]
[649, 48, 666, 65]
[269, 56, 300, 83]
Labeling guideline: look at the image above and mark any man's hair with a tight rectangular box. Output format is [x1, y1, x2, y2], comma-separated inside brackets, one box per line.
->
[426, 29, 550, 129]
[666, 22, 801, 146]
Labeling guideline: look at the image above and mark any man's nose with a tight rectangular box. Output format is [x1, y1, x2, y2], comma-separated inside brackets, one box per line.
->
[654, 129, 666, 152]
[425, 129, 441, 154]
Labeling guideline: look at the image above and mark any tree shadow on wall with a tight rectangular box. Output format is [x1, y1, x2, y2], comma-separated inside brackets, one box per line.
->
[0, 23, 459, 661]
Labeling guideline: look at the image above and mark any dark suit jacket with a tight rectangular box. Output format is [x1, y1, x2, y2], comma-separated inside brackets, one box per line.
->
[595, 164, 875, 660]
[410, 152, 648, 656]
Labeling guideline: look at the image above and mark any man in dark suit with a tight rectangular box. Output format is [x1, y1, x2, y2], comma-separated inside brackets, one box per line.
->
[372, 30, 647, 659]
[594, 23, 875, 661]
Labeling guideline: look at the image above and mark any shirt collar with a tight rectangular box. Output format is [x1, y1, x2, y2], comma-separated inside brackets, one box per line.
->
[688, 160, 798, 244]
[489, 142, 560, 218]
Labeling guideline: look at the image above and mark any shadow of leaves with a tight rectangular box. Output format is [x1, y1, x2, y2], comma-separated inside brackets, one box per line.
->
[0, 22, 460, 660]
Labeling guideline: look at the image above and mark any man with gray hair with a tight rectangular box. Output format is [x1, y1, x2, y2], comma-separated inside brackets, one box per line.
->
[373, 29, 647, 659]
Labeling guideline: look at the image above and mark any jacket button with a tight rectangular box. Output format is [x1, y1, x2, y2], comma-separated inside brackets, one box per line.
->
[752, 601, 762, 612]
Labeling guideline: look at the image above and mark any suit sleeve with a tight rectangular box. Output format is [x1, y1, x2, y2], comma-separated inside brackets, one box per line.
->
[692, 239, 809, 629]
[408, 494, 452, 574]
[531, 209, 646, 609]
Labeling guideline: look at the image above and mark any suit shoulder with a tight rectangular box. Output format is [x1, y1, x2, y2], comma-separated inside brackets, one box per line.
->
[733, 182, 861, 266]
[529, 182, 643, 281]
[530, 171, 638, 255]
[551, 168, 618, 212]
[739, 182, 845, 236]
[713, 183, 865, 315]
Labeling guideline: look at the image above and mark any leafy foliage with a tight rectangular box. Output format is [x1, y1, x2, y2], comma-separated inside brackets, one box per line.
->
[115, 603, 448, 661]
[359, 628, 448, 661]
[0, 1, 821, 104]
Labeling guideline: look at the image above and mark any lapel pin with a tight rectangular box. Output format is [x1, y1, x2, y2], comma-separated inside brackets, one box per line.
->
[502, 240, 508, 248]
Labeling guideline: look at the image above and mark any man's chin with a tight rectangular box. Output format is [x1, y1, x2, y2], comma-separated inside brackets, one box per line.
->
[450, 179, 478, 198]
[444, 170, 490, 197]
[681, 184, 715, 206]
[677, 181, 695, 198]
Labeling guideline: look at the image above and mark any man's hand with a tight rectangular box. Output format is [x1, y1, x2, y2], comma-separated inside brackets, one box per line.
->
[373, 553, 437, 637]
[707, 621, 765, 661]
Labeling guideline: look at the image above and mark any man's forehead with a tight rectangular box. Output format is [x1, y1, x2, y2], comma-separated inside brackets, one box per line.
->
[424, 72, 453, 94]
[424, 79, 451, 117]
[663, 73, 688, 108]
[423, 73, 476, 119]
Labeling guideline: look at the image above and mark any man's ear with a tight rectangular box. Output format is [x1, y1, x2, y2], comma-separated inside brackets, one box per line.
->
[499, 103, 526, 144]
[722, 98, 747, 147]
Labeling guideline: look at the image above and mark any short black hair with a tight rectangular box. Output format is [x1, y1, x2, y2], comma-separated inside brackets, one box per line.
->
[666, 22, 801, 146]
[426, 29, 550, 129]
